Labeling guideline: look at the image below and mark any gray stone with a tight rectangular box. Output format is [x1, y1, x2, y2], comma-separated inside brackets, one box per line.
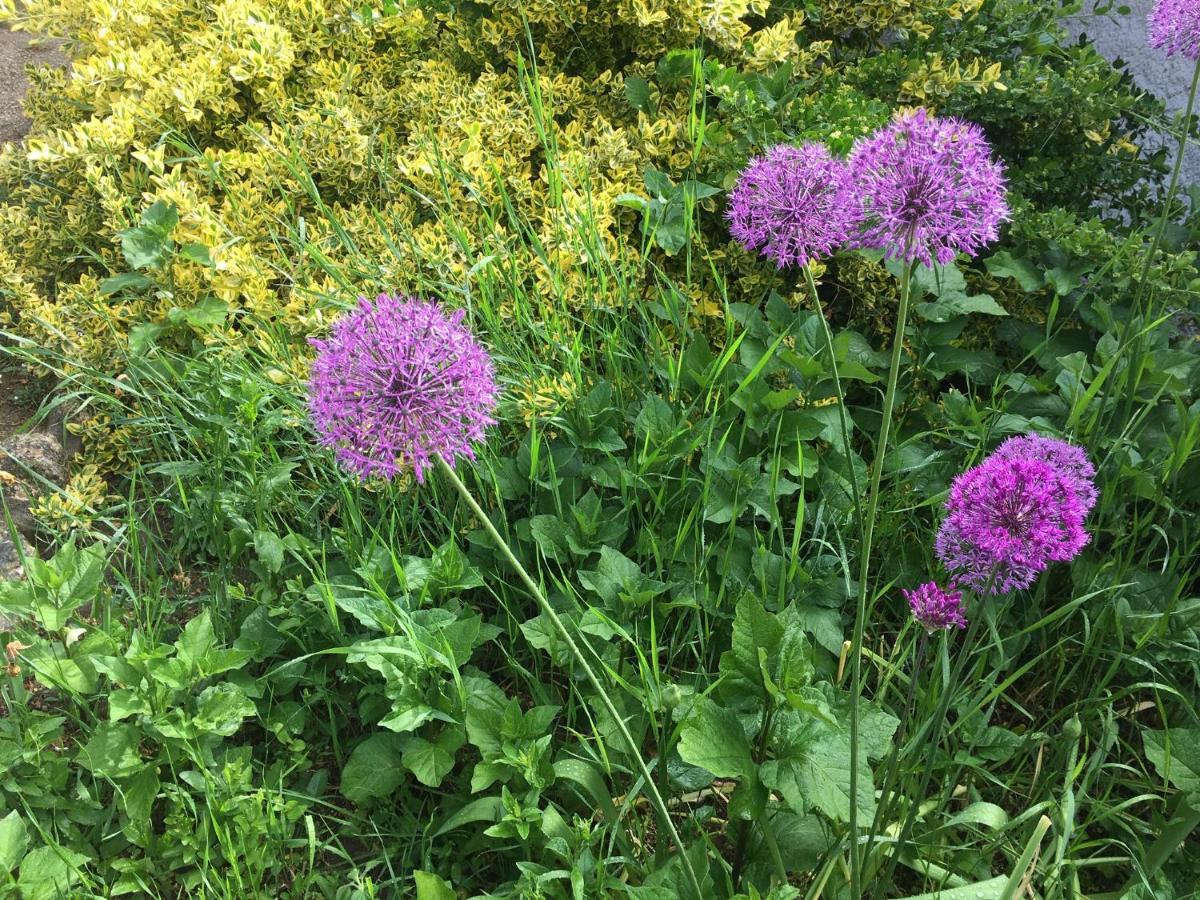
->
[0, 432, 67, 541]
[0, 531, 33, 581]
[0, 432, 66, 486]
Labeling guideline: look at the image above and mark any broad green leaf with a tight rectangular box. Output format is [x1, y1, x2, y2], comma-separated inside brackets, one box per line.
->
[403, 727, 464, 787]
[24, 644, 97, 695]
[0, 810, 29, 872]
[128, 323, 165, 356]
[341, 733, 407, 803]
[624, 76, 653, 114]
[108, 687, 152, 721]
[167, 297, 228, 329]
[553, 758, 618, 822]
[190, 683, 256, 736]
[1144, 728, 1200, 800]
[17, 846, 89, 900]
[857, 703, 901, 760]
[727, 594, 783, 690]
[253, 529, 286, 574]
[140, 199, 179, 232]
[985, 250, 1043, 291]
[76, 722, 143, 779]
[414, 870, 457, 900]
[677, 698, 755, 779]
[99, 272, 153, 296]
[120, 226, 173, 270]
[760, 709, 881, 823]
[175, 610, 216, 667]
[915, 292, 1008, 323]
[578, 545, 667, 608]
[179, 241, 213, 266]
[121, 767, 159, 847]
[529, 515, 569, 561]
[434, 796, 504, 837]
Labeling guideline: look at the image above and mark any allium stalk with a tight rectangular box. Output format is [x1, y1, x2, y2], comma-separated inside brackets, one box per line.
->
[308, 297, 703, 900]
[728, 145, 865, 892]
[1120, 16, 1200, 422]
[846, 109, 1007, 898]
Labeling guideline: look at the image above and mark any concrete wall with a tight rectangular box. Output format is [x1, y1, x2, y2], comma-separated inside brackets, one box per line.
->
[1063, 0, 1200, 186]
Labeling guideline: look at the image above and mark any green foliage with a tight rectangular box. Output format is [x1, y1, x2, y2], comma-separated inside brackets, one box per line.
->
[0, 0, 1198, 898]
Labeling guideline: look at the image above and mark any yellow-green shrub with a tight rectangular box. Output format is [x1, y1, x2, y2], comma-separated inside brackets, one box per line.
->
[0, 0, 985, 379]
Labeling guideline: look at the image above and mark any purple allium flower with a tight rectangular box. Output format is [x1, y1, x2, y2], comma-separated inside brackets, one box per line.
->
[308, 294, 498, 482]
[1149, 0, 1200, 60]
[992, 433, 1098, 516]
[935, 449, 1091, 595]
[904, 582, 967, 633]
[726, 143, 862, 268]
[849, 108, 1009, 267]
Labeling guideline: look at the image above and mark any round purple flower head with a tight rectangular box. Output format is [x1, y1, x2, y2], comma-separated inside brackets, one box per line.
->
[904, 582, 967, 633]
[1149, 0, 1200, 60]
[726, 143, 862, 268]
[935, 445, 1092, 595]
[992, 433, 1098, 516]
[308, 294, 498, 483]
[849, 108, 1009, 267]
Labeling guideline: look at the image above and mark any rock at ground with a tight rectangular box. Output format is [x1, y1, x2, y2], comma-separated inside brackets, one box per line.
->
[0, 432, 66, 486]
[0, 432, 66, 540]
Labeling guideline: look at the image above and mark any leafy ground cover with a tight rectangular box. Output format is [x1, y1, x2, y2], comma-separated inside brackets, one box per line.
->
[0, 1, 1199, 898]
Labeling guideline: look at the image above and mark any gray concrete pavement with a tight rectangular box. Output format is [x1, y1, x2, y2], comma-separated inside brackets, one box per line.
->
[1064, 0, 1200, 187]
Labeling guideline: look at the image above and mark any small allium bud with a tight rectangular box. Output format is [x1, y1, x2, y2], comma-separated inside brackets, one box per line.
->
[903, 582, 967, 634]
[1062, 716, 1083, 741]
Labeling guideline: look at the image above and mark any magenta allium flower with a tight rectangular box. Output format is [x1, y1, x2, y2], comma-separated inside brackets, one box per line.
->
[904, 582, 967, 633]
[726, 143, 862, 268]
[935, 447, 1092, 595]
[308, 294, 498, 482]
[992, 433, 1098, 516]
[849, 108, 1009, 267]
[1149, 0, 1200, 60]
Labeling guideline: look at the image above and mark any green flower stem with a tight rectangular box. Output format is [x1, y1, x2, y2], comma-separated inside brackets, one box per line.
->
[1120, 55, 1200, 423]
[731, 702, 777, 889]
[802, 264, 865, 542]
[438, 458, 704, 900]
[871, 608, 987, 900]
[862, 628, 928, 873]
[848, 259, 914, 897]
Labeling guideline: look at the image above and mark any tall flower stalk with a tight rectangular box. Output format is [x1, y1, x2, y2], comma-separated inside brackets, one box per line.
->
[727, 142, 865, 888]
[1121, 0, 1200, 420]
[308, 294, 704, 899]
[872, 436, 1097, 894]
[726, 143, 866, 532]
[844, 109, 1009, 894]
